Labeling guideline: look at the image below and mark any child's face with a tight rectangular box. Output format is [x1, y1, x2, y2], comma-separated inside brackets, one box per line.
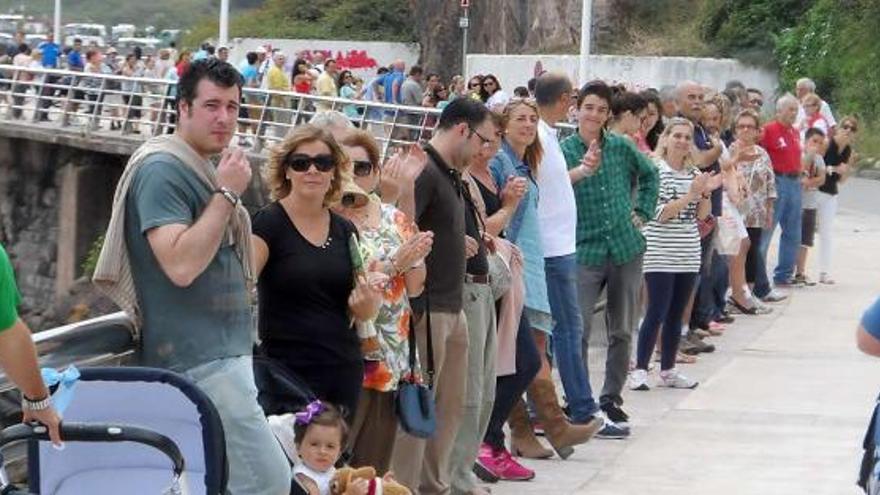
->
[298, 424, 342, 473]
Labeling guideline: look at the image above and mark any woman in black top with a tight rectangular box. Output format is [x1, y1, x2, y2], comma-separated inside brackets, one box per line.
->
[252, 125, 382, 418]
[816, 115, 858, 285]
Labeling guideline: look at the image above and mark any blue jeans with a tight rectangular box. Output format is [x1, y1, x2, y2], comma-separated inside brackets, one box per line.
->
[185, 356, 291, 495]
[764, 175, 802, 284]
[637, 272, 698, 370]
[545, 254, 598, 421]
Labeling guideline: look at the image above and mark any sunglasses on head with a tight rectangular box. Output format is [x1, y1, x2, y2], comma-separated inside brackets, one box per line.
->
[352, 160, 376, 177]
[286, 153, 335, 172]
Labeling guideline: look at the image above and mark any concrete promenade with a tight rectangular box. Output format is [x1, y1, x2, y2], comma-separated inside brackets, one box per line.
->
[492, 179, 880, 495]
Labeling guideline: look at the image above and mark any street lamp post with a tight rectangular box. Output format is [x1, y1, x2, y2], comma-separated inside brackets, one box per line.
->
[460, 0, 470, 78]
[579, 0, 593, 87]
[219, 0, 230, 46]
[54, 0, 62, 41]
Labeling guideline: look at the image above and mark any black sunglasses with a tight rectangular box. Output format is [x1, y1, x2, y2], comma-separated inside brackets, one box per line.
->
[842, 124, 858, 132]
[352, 160, 376, 177]
[286, 153, 335, 172]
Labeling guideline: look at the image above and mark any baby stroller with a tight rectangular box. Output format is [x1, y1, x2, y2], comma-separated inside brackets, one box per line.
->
[0, 367, 227, 494]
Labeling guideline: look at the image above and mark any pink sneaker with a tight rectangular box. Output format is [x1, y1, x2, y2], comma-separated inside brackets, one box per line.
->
[491, 446, 535, 481]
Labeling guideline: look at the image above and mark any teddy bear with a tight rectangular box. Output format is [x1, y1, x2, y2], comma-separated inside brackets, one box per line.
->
[330, 466, 411, 495]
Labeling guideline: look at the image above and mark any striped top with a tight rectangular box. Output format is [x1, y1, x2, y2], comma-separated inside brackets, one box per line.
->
[642, 160, 701, 273]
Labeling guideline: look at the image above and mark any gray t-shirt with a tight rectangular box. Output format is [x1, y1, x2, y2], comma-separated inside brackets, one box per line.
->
[125, 152, 252, 372]
[401, 78, 423, 107]
[802, 153, 826, 209]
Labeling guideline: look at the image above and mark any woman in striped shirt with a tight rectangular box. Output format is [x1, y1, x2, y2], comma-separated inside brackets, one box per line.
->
[630, 118, 719, 390]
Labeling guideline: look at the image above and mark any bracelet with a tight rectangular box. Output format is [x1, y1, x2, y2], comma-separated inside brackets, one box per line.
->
[22, 394, 52, 412]
[215, 187, 240, 208]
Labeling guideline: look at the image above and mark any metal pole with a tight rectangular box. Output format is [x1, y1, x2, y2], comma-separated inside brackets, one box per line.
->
[579, 0, 592, 88]
[461, 7, 469, 78]
[219, 0, 230, 46]
[54, 0, 62, 43]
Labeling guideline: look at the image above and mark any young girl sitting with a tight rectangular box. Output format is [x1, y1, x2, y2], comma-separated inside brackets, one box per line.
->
[293, 401, 368, 495]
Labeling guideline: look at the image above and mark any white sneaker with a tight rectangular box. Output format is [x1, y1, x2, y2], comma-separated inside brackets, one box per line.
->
[629, 368, 650, 391]
[659, 368, 699, 389]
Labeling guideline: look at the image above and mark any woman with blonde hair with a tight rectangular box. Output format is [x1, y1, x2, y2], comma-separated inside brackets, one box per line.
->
[252, 124, 383, 418]
[630, 117, 720, 391]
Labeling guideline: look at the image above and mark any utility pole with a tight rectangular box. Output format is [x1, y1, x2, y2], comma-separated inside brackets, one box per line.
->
[579, 0, 593, 88]
[460, 0, 470, 78]
[54, 0, 62, 41]
[219, 0, 230, 46]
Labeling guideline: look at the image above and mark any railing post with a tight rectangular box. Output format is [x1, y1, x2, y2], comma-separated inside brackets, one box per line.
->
[253, 91, 271, 154]
[30, 72, 48, 124]
[60, 72, 76, 128]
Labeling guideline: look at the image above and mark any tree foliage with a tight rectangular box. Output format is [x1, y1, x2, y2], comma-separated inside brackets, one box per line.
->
[700, 0, 815, 63]
[184, 0, 415, 48]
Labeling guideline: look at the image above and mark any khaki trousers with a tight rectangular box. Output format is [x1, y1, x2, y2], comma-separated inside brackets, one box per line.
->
[450, 283, 497, 494]
[391, 310, 469, 495]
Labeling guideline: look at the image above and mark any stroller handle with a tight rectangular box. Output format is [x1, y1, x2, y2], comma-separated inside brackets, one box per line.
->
[0, 422, 185, 476]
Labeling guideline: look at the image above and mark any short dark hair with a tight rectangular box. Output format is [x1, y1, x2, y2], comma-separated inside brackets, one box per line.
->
[436, 96, 489, 131]
[246, 52, 258, 65]
[577, 79, 612, 109]
[527, 77, 537, 93]
[513, 86, 530, 98]
[426, 72, 439, 81]
[73, 38, 82, 44]
[177, 59, 242, 115]
[293, 402, 349, 446]
[747, 87, 763, 96]
[534, 72, 572, 107]
[611, 90, 648, 118]
[377, 66, 390, 75]
[325, 58, 336, 67]
[409, 65, 423, 77]
[805, 127, 826, 141]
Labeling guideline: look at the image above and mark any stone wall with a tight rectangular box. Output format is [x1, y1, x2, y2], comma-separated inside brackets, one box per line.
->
[0, 137, 125, 327]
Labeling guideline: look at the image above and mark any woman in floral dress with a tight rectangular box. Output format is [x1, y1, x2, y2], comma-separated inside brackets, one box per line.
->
[333, 129, 434, 474]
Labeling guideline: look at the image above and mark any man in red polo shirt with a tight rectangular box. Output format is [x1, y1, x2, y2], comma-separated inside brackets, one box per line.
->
[759, 94, 802, 288]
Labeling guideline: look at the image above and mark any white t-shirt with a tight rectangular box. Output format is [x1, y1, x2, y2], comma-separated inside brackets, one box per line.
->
[537, 119, 578, 258]
[796, 100, 836, 131]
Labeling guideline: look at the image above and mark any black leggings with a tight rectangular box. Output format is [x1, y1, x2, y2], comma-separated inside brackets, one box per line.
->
[261, 342, 364, 420]
[483, 311, 541, 449]
[746, 227, 765, 284]
[637, 272, 698, 371]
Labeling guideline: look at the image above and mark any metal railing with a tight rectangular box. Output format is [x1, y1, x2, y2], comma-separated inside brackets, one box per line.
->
[0, 64, 446, 160]
[0, 65, 579, 160]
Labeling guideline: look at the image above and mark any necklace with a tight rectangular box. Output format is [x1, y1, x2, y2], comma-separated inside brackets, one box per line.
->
[320, 236, 332, 249]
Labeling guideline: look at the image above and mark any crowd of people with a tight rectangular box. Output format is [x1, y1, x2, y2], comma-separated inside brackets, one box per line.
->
[0, 42, 863, 494]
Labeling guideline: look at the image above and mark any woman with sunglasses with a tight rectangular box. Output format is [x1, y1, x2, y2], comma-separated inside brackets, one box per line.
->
[331, 130, 433, 473]
[489, 98, 601, 459]
[337, 69, 362, 121]
[468, 75, 484, 100]
[816, 116, 859, 285]
[481, 74, 509, 112]
[252, 125, 383, 419]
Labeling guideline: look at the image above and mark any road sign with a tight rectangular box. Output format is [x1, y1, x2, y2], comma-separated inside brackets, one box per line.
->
[459, 17, 469, 28]
[461, 0, 469, 7]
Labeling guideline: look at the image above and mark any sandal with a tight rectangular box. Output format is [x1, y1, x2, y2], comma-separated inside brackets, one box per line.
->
[727, 296, 758, 315]
[676, 351, 698, 364]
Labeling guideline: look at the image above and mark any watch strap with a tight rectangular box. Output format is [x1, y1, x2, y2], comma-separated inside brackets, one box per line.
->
[22, 394, 52, 411]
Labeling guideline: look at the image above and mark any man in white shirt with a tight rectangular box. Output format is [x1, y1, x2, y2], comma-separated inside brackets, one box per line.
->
[535, 72, 624, 438]
[795, 77, 836, 132]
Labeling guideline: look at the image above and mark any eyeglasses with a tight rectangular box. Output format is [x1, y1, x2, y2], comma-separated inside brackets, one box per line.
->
[482, 81, 496, 87]
[469, 82, 481, 88]
[842, 124, 858, 132]
[750, 99, 763, 107]
[469, 127, 495, 148]
[286, 153, 335, 172]
[352, 160, 376, 177]
[735, 124, 756, 130]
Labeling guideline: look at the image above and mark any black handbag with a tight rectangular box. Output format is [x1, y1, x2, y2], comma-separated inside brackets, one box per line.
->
[252, 353, 317, 417]
[395, 289, 437, 439]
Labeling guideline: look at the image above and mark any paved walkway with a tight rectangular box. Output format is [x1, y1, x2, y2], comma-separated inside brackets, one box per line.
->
[492, 182, 880, 495]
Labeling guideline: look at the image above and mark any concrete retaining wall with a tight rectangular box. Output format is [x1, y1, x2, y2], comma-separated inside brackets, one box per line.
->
[467, 54, 780, 101]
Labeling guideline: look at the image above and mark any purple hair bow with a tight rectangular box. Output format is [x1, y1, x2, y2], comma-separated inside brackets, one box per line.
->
[294, 400, 325, 425]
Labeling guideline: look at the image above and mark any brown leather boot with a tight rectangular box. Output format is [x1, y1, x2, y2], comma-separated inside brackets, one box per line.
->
[527, 378, 603, 460]
[507, 398, 553, 459]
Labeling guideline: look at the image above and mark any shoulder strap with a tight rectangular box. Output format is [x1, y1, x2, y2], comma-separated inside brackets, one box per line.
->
[407, 280, 435, 389]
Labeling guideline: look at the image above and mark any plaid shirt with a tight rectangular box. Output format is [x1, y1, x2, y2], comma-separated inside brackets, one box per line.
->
[560, 131, 659, 267]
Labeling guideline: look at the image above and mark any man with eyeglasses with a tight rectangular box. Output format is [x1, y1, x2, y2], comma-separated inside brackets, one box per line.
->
[391, 97, 495, 495]
[746, 88, 764, 113]
[93, 59, 291, 494]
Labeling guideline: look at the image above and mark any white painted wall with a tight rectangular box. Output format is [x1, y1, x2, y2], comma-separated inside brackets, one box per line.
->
[468, 54, 780, 101]
[228, 38, 420, 80]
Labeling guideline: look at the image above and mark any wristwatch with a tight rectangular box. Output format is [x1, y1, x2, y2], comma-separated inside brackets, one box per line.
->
[22, 394, 52, 412]
[216, 187, 240, 208]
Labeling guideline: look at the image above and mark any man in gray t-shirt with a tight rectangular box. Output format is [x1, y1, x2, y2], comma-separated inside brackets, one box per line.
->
[795, 127, 827, 284]
[121, 60, 290, 494]
[399, 65, 425, 139]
